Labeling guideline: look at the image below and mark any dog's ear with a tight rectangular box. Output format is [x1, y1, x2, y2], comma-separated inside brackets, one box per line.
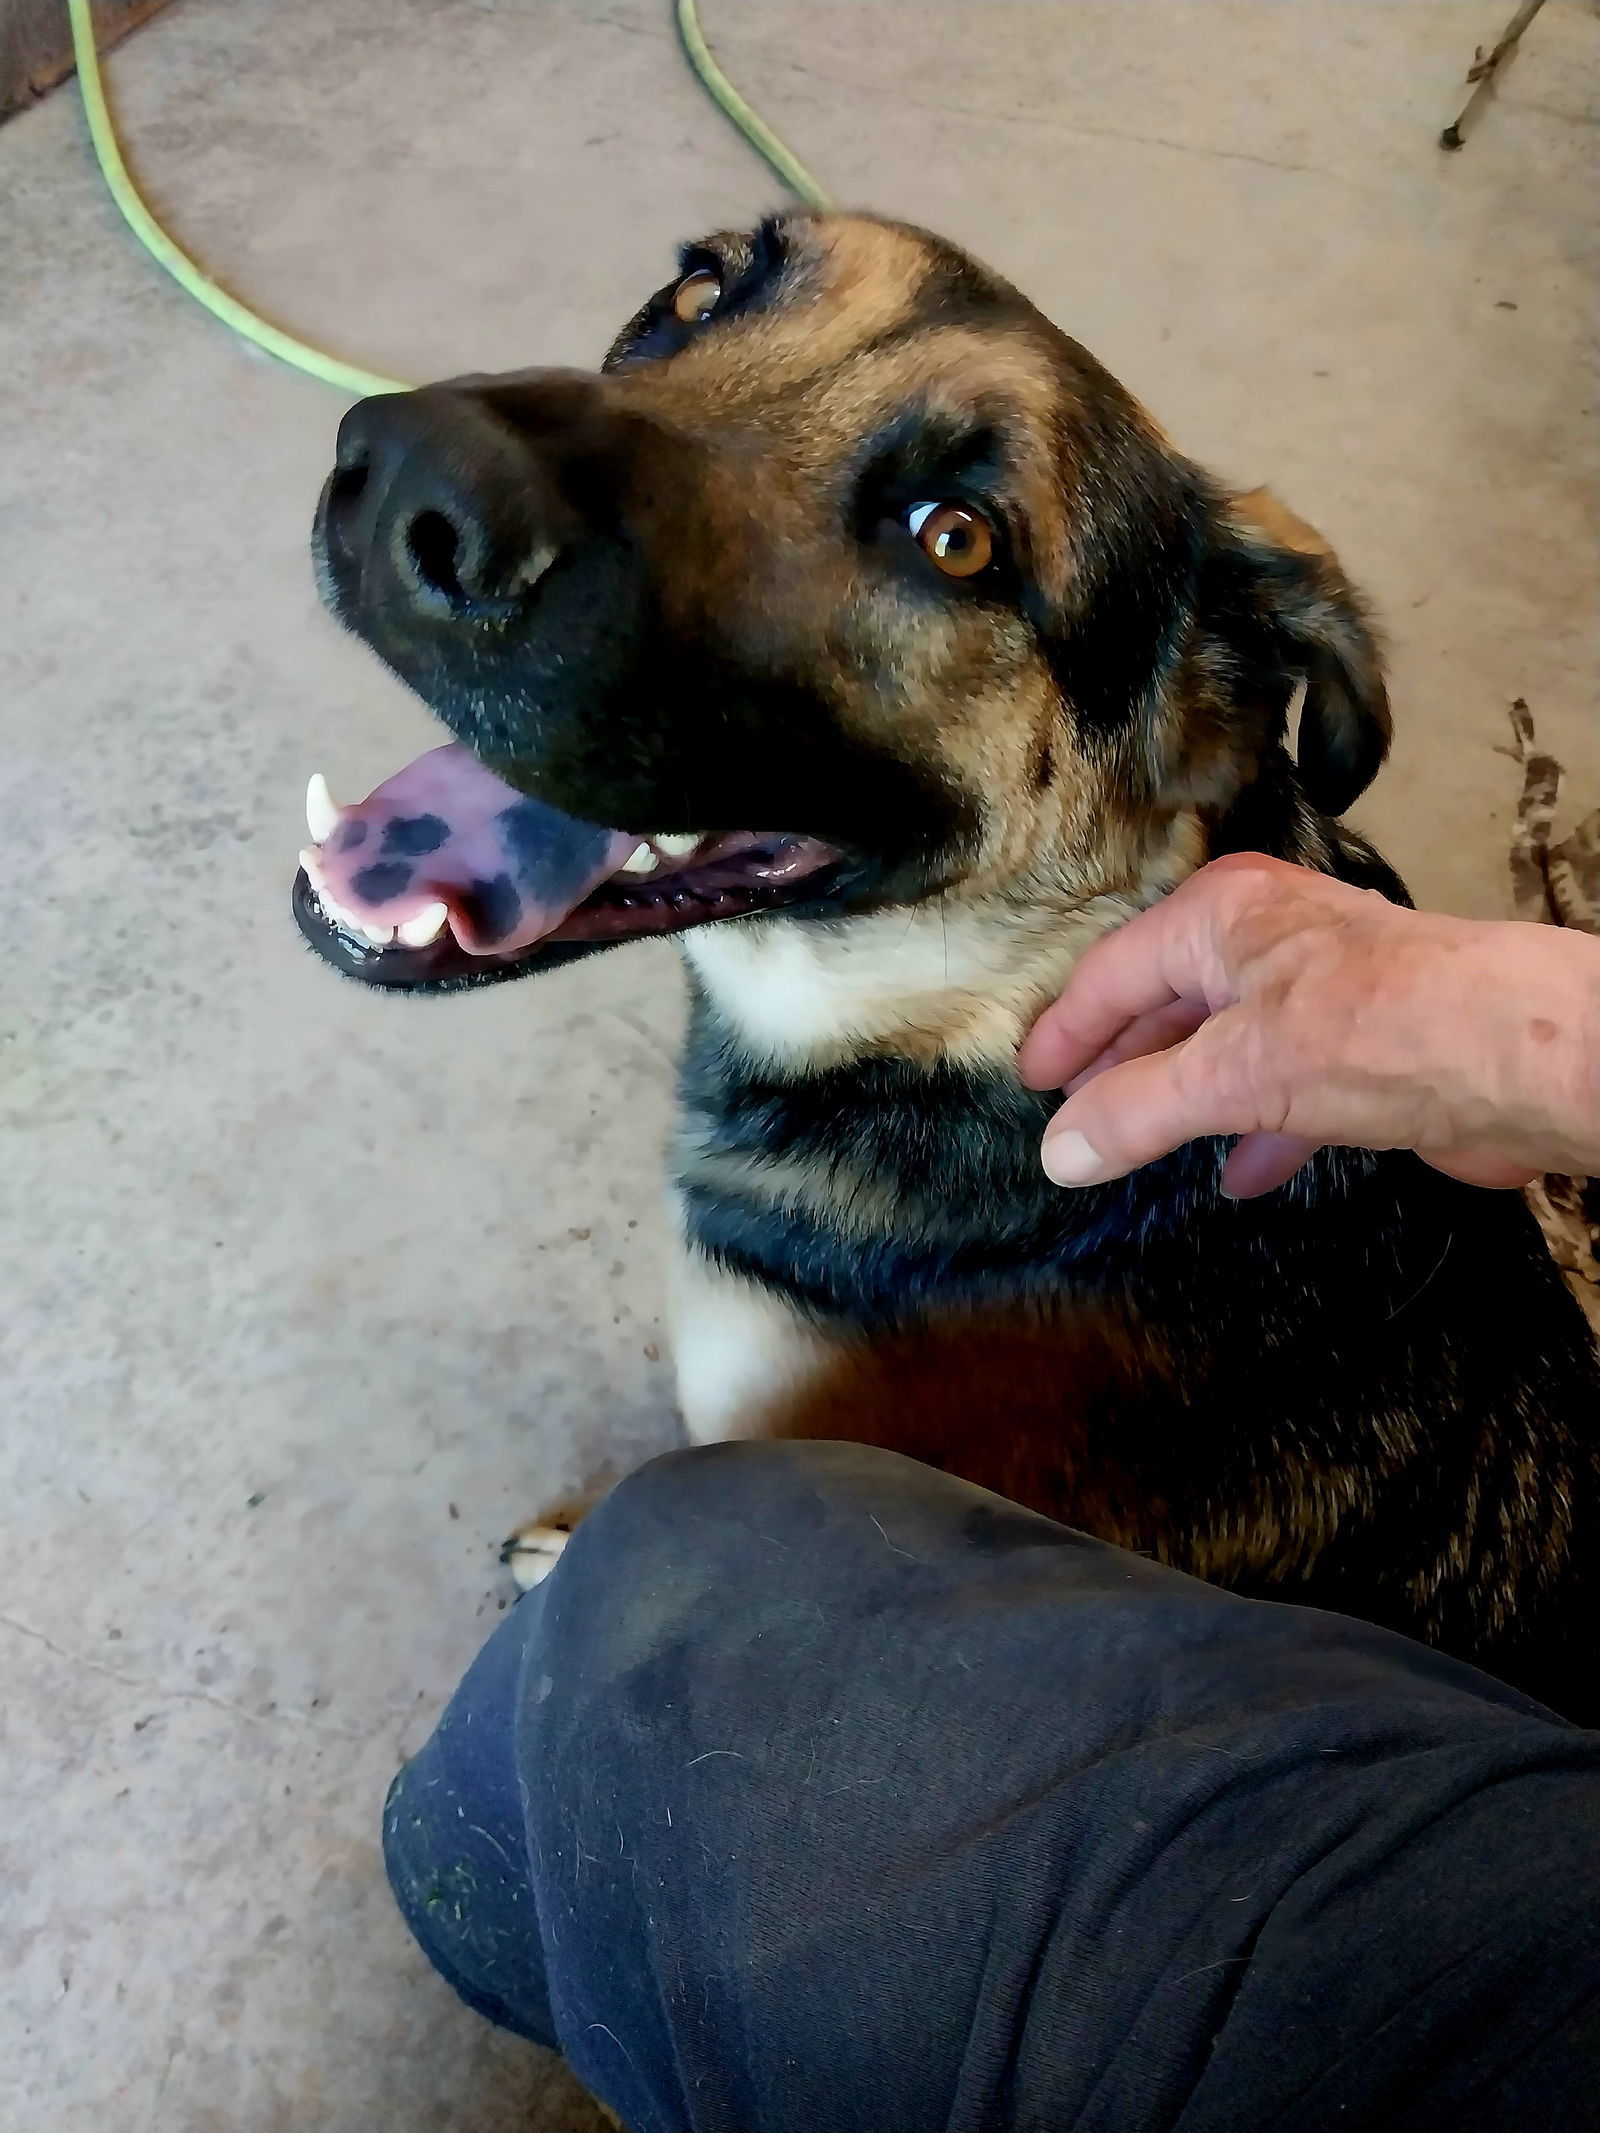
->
[1225, 487, 1391, 816]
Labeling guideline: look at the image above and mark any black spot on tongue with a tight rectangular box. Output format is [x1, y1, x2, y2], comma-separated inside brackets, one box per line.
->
[498, 801, 617, 900]
[382, 814, 451, 857]
[466, 874, 523, 946]
[352, 860, 415, 903]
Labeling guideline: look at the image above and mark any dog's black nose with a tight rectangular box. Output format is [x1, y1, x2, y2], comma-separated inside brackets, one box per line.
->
[321, 381, 586, 617]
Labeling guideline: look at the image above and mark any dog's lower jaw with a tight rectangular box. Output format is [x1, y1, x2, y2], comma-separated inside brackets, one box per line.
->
[679, 813, 1206, 1076]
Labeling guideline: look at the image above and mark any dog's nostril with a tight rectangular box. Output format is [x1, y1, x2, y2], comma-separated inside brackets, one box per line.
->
[406, 509, 468, 603]
[329, 460, 370, 508]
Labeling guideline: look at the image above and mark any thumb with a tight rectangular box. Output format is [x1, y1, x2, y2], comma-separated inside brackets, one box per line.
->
[1040, 1031, 1248, 1186]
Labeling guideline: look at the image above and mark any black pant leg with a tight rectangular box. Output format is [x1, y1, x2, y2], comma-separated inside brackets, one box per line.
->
[391, 1441, 1600, 2133]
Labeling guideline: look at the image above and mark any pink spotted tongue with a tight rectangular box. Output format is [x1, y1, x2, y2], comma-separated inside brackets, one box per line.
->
[303, 743, 638, 955]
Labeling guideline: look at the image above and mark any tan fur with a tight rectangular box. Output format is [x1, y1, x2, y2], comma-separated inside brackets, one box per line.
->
[683, 814, 1205, 1073]
[1231, 484, 1338, 561]
[653, 218, 933, 405]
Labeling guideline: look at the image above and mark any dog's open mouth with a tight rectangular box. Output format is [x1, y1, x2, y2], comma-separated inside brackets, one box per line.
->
[291, 742, 842, 990]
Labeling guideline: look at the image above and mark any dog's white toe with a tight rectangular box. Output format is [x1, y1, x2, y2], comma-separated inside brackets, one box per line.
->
[500, 1521, 571, 1590]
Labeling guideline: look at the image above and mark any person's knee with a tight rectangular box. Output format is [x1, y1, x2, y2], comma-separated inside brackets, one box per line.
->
[558, 1439, 912, 1588]
[537, 1440, 926, 1700]
[595, 1438, 812, 1541]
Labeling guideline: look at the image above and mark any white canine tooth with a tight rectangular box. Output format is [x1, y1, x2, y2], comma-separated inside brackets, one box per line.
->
[396, 901, 449, 947]
[653, 833, 703, 858]
[305, 773, 341, 844]
[618, 842, 658, 877]
[359, 922, 395, 947]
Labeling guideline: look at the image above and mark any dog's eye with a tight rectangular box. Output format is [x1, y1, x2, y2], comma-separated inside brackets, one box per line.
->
[906, 501, 994, 579]
[671, 270, 723, 325]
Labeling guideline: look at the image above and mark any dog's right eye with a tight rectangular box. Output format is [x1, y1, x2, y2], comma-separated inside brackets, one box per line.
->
[906, 501, 995, 579]
[671, 270, 723, 325]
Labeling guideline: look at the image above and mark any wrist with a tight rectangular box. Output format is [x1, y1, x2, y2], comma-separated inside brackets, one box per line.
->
[1553, 931, 1600, 1174]
[1485, 923, 1600, 1178]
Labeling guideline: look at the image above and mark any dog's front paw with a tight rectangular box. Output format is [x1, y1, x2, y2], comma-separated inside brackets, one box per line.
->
[499, 1510, 577, 1590]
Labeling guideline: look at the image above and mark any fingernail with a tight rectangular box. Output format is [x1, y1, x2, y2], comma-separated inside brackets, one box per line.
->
[1042, 1128, 1108, 1187]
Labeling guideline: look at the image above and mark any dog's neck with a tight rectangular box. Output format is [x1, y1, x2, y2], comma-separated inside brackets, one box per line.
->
[681, 814, 1203, 1076]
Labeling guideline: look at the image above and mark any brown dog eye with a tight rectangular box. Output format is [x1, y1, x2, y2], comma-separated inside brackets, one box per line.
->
[672, 270, 723, 325]
[907, 502, 994, 578]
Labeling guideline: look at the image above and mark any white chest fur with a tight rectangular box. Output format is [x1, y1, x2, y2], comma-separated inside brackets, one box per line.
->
[679, 893, 1128, 1074]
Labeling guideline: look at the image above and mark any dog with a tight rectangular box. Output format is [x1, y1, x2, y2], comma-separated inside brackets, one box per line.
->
[298, 212, 1600, 1722]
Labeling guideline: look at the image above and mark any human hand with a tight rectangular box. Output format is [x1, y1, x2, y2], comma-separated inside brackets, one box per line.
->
[1018, 854, 1600, 1198]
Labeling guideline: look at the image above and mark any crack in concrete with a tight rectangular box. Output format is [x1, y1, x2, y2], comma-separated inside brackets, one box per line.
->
[694, 37, 1367, 186]
[139, 2037, 181, 2133]
[1499, 97, 1599, 130]
[591, 10, 671, 43]
[902, 87, 1351, 181]
[0, 1610, 371, 1742]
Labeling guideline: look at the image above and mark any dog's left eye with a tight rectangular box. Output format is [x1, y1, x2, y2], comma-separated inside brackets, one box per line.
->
[671, 270, 723, 325]
[906, 501, 995, 579]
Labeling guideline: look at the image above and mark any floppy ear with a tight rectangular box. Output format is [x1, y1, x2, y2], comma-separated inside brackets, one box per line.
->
[1227, 487, 1392, 816]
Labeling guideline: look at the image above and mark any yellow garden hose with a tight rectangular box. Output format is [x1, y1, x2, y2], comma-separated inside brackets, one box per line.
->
[65, 0, 831, 398]
[66, 0, 405, 394]
[673, 0, 830, 212]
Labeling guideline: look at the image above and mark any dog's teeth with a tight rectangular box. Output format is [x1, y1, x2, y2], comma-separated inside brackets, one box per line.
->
[319, 893, 390, 946]
[298, 848, 326, 892]
[396, 901, 448, 947]
[654, 833, 703, 859]
[305, 773, 341, 844]
[618, 842, 658, 877]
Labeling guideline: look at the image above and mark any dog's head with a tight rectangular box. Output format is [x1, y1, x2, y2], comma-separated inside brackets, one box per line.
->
[300, 211, 1388, 1037]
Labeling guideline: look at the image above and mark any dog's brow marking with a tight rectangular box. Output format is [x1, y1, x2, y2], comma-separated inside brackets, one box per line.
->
[802, 319, 1078, 573]
[658, 218, 931, 400]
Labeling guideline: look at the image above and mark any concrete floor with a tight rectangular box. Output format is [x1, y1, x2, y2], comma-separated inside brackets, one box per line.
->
[1, 2, 1595, 2126]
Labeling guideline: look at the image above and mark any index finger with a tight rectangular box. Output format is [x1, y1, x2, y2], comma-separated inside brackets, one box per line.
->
[1018, 901, 1190, 1090]
[1018, 859, 1261, 1090]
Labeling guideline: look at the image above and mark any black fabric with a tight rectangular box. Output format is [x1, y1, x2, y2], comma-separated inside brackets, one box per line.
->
[385, 1442, 1600, 2132]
